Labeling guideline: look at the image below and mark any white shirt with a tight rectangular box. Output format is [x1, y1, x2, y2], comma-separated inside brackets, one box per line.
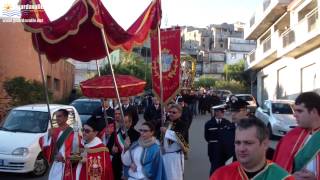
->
[121, 146, 146, 179]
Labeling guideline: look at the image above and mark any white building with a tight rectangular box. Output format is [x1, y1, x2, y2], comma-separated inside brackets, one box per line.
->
[226, 37, 256, 64]
[245, 0, 320, 104]
[70, 50, 120, 86]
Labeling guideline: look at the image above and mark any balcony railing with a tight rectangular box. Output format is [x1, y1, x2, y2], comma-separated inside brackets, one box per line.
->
[262, 36, 271, 52]
[307, 8, 319, 32]
[263, 0, 271, 11]
[249, 50, 256, 63]
[282, 29, 295, 48]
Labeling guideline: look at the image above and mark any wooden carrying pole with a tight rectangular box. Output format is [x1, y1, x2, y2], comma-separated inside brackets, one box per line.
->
[34, 36, 53, 128]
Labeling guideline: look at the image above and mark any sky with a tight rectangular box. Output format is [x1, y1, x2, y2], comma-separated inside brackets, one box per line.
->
[1, 0, 261, 29]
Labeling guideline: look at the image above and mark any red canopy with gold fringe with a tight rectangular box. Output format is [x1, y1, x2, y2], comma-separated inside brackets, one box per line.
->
[80, 75, 146, 98]
[20, 0, 161, 63]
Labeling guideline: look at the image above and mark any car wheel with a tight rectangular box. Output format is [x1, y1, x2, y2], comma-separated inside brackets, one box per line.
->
[30, 154, 49, 177]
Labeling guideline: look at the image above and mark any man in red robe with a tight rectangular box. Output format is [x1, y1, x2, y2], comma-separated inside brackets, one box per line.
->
[210, 118, 294, 180]
[74, 116, 113, 180]
[39, 109, 81, 180]
[273, 92, 320, 180]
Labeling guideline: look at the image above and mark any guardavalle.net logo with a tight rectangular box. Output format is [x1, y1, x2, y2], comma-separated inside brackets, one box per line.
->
[2, 2, 21, 17]
[1, 1, 44, 23]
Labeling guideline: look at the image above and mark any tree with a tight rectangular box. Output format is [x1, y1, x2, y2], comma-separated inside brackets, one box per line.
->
[224, 59, 250, 86]
[215, 80, 249, 94]
[194, 75, 216, 88]
[100, 50, 152, 90]
[3, 76, 52, 106]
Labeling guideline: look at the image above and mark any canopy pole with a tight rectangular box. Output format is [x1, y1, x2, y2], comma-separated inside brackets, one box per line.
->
[34, 35, 53, 128]
[157, 27, 165, 126]
[95, 60, 101, 76]
[95, 60, 109, 127]
[100, 28, 127, 134]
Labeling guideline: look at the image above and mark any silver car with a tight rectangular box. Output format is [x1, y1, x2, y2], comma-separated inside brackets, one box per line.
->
[255, 100, 297, 137]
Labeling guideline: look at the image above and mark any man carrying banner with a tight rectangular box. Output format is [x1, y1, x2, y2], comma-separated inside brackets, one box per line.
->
[273, 92, 320, 180]
[210, 118, 294, 180]
[74, 116, 114, 180]
[161, 104, 189, 180]
[39, 109, 81, 180]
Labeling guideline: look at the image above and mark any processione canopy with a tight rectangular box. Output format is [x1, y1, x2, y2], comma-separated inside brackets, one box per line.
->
[80, 75, 146, 98]
[20, 0, 161, 63]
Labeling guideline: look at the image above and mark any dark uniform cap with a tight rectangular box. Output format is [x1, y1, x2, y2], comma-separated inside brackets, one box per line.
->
[227, 95, 249, 110]
[85, 116, 105, 132]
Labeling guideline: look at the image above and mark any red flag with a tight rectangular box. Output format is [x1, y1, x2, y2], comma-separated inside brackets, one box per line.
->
[151, 28, 181, 104]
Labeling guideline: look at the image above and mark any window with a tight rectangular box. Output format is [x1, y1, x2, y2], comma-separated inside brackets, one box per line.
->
[271, 103, 293, 114]
[231, 53, 236, 59]
[47, 76, 52, 90]
[301, 64, 316, 92]
[54, 78, 60, 91]
[277, 67, 287, 98]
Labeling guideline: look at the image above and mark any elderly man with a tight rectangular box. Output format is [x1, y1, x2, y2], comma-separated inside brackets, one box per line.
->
[121, 97, 139, 127]
[210, 118, 294, 180]
[273, 92, 320, 180]
[144, 97, 162, 138]
[161, 104, 189, 180]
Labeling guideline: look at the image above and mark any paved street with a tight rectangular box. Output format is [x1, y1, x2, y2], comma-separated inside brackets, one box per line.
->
[185, 114, 211, 180]
[0, 113, 279, 180]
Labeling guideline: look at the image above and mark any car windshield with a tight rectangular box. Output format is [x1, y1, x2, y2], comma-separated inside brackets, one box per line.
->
[271, 103, 293, 114]
[71, 101, 101, 115]
[0, 110, 49, 133]
[237, 95, 254, 101]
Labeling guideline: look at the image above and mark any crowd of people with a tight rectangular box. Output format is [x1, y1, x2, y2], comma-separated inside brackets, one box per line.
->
[142, 89, 222, 117]
[39, 90, 320, 180]
[40, 94, 192, 180]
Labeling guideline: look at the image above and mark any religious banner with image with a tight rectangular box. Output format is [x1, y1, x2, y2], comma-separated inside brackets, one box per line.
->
[151, 27, 181, 104]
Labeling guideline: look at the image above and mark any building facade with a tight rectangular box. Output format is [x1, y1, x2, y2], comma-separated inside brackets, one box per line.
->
[0, 23, 75, 119]
[245, 0, 320, 104]
[181, 23, 255, 80]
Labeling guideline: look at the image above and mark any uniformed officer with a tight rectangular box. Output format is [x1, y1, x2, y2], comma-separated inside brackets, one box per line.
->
[204, 104, 235, 175]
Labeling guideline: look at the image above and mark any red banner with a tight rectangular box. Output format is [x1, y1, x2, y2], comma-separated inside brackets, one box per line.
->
[151, 28, 181, 104]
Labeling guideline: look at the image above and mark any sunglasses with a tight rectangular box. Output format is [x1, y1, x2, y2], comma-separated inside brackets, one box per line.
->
[139, 129, 150, 133]
[81, 128, 93, 134]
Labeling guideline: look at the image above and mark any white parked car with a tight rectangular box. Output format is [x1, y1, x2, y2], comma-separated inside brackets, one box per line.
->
[0, 104, 82, 176]
[255, 100, 297, 137]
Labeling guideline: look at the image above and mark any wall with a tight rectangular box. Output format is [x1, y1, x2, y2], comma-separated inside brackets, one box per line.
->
[256, 47, 320, 104]
[0, 23, 75, 119]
